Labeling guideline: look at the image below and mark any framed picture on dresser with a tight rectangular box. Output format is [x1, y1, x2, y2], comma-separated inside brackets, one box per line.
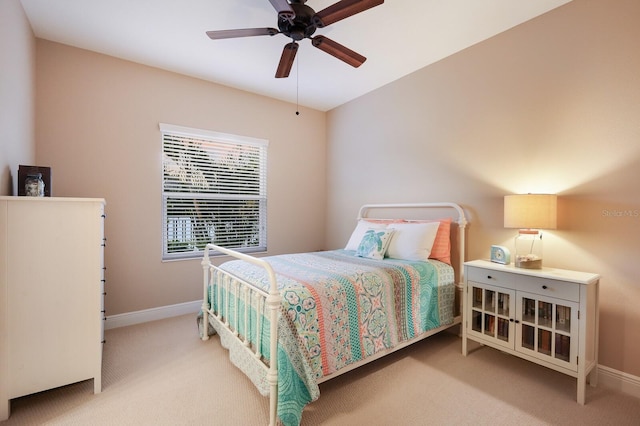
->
[17, 165, 51, 197]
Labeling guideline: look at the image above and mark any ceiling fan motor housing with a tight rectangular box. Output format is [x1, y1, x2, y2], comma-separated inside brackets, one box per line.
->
[278, 3, 317, 41]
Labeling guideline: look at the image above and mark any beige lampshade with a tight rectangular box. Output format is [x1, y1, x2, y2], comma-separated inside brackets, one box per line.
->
[504, 194, 557, 229]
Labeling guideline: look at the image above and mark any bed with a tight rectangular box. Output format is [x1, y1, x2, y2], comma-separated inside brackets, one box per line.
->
[199, 202, 468, 425]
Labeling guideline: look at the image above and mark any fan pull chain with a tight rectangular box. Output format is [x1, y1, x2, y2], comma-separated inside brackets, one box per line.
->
[295, 51, 300, 116]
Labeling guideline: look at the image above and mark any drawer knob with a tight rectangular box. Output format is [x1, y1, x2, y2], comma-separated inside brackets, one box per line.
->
[487, 275, 493, 280]
[542, 285, 548, 290]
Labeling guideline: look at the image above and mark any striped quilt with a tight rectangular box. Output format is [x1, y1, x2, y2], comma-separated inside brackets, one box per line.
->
[204, 249, 455, 426]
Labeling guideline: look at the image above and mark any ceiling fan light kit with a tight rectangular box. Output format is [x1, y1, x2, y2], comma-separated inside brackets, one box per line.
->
[206, 0, 384, 78]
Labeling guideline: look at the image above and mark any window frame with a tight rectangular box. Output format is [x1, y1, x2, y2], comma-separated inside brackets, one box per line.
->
[160, 123, 268, 261]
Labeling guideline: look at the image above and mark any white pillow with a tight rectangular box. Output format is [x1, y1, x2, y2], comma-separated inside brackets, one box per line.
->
[386, 222, 441, 261]
[345, 220, 388, 250]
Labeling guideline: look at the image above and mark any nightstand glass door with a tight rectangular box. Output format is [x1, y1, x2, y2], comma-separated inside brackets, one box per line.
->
[468, 282, 514, 349]
[516, 291, 579, 370]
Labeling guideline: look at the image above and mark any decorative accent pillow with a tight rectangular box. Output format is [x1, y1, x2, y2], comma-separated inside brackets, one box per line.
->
[385, 221, 441, 261]
[345, 219, 390, 250]
[404, 218, 452, 264]
[355, 229, 395, 260]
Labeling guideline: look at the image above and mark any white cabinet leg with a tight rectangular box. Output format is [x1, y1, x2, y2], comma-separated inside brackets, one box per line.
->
[461, 319, 468, 356]
[589, 367, 599, 387]
[577, 376, 586, 405]
[1, 399, 9, 421]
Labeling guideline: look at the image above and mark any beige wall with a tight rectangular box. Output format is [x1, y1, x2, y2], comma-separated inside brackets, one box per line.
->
[326, 0, 640, 377]
[0, 0, 35, 195]
[35, 41, 327, 316]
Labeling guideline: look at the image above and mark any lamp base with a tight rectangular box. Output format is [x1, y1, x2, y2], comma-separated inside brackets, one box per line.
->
[515, 255, 542, 269]
[514, 230, 543, 269]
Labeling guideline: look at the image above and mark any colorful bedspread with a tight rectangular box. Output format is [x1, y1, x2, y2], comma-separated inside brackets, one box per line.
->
[203, 249, 455, 426]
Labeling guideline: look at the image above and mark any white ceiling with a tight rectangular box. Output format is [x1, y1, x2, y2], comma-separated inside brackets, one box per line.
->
[20, 0, 572, 111]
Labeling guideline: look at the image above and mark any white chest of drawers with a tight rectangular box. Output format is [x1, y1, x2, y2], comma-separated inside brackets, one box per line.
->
[0, 197, 105, 420]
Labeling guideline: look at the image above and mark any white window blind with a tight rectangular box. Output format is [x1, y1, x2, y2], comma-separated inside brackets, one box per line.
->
[160, 124, 268, 260]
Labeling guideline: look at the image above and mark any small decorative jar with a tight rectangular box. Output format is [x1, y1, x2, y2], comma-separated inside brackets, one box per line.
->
[514, 229, 543, 269]
[25, 173, 45, 197]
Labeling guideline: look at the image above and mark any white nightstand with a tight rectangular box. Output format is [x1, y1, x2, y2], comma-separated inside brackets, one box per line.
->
[462, 259, 600, 404]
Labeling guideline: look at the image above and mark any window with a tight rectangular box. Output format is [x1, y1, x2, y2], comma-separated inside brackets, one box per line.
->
[160, 123, 268, 260]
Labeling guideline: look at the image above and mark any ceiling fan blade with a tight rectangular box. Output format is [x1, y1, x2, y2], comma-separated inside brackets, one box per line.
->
[311, 35, 366, 68]
[275, 42, 299, 78]
[206, 28, 279, 40]
[314, 0, 383, 27]
[268, 0, 296, 21]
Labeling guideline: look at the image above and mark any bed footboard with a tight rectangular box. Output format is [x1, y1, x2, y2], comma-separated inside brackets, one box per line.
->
[201, 244, 280, 426]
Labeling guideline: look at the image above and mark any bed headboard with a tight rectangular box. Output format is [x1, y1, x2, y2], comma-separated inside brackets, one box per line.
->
[356, 202, 468, 316]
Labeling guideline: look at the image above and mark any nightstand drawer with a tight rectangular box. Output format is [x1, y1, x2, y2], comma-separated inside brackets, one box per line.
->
[518, 275, 579, 302]
[466, 266, 512, 287]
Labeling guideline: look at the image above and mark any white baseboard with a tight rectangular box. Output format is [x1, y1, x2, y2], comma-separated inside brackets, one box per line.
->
[598, 365, 640, 400]
[105, 300, 202, 330]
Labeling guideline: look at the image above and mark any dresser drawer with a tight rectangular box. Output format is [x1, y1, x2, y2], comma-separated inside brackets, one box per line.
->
[517, 275, 579, 302]
[466, 266, 513, 287]
[466, 265, 581, 302]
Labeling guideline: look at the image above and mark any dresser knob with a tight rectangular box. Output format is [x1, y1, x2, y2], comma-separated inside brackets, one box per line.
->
[487, 275, 493, 280]
[542, 285, 548, 290]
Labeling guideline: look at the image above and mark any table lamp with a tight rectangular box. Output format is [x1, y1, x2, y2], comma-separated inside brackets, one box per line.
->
[504, 194, 557, 269]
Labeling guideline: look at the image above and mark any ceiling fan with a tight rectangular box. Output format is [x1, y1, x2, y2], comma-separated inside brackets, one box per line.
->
[206, 0, 384, 78]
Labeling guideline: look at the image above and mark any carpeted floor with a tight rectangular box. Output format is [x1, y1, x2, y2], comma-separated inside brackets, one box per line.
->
[2, 314, 639, 425]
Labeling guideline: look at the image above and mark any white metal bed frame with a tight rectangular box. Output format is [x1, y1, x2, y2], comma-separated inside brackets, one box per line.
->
[200, 202, 468, 426]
